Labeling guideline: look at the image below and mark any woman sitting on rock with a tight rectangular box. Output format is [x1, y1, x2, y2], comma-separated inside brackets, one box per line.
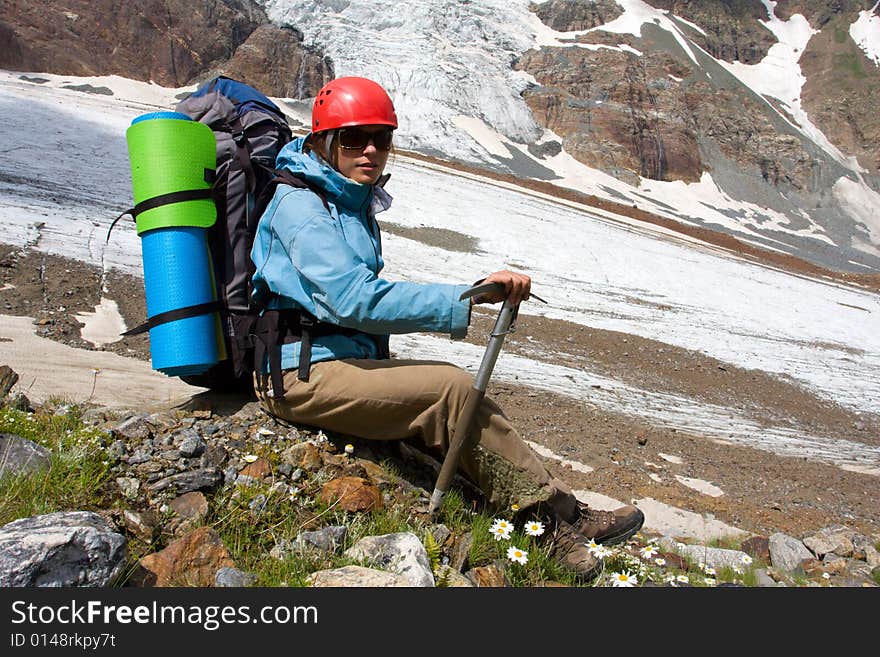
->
[249, 76, 643, 580]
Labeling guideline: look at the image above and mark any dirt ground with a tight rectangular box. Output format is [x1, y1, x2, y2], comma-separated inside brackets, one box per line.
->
[1, 241, 878, 542]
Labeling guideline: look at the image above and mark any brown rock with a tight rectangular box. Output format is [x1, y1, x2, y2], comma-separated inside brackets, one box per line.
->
[138, 526, 235, 587]
[216, 24, 332, 98]
[465, 563, 511, 587]
[0, 365, 19, 397]
[741, 536, 770, 563]
[168, 491, 210, 535]
[281, 442, 324, 471]
[239, 457, 272, 479]
[122, 509, 160, 543]
[658, 552, 690, 570]
[319, 476, 383, 513]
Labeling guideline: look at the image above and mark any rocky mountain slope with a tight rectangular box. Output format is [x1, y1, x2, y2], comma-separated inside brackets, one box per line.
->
[1, 0, 878, 276]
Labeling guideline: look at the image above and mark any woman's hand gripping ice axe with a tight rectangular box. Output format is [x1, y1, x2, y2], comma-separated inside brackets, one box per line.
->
[427, 280, 546, 515]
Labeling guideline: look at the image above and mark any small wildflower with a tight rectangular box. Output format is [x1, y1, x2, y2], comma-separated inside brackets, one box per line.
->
[640, 545, 659, 559]
[489, 519, 513, 541]
[703, 566, 716, 576]
[733, 566, 744, 575]
[676, 574, 689, 584]
[523, 520, 545, 537]
[243, 454, 259, 463]
[344, 443, 355, 455]
[654, 558, 666, 567]
[510, 503, 519, 512]
[257, 427, 275, 436]
[591, 545, 613, 559]
[491, 518, 513, 533]
[507, 546, 528, 565]
[704, 577, 717, 587]
[585, 538, 600, 551]
[610, 571, 637, 587]
[741, 554, 753, 565]
[822, 572, 831, 580]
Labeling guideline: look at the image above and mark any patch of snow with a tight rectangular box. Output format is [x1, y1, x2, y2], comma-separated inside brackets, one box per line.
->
[525, 440, 594, 473]
[675, 476, 725, 497]
[74, 297, 127, 347]
[850, 2, 880, 66]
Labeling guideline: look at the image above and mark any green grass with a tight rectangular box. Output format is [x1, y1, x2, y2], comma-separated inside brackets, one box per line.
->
[0, 402, 113, 526]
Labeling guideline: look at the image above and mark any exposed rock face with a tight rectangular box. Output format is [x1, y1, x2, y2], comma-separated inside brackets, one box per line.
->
[798, 9, 880, 175]
[517, 45, 699, 183]
[209, 24, 334, 98]
[531, 0, 624, 32]
[517, 2, 873, 192]
[653, 0, 776, 64]
[773, 0, 875, 26]
[0, 0, 330, 96]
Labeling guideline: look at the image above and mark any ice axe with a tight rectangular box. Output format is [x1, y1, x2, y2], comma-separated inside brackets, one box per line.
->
[427, 281, 545, 515]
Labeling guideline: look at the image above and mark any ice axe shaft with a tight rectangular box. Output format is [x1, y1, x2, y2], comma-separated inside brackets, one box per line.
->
[427, 282, 523, 515]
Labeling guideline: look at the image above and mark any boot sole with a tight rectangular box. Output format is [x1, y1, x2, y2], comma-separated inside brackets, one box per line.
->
[596, 509, 645, 546]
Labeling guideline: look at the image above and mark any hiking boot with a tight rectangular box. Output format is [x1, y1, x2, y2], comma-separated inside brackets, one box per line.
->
[572, 503, 644, 545]
[548, 519, 602, 581]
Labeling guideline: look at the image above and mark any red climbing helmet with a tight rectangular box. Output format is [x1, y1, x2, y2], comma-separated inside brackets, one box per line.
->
[311, 77, 398, 133]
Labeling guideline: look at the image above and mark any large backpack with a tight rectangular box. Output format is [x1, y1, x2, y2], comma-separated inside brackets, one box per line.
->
[165, 76, 292, 391]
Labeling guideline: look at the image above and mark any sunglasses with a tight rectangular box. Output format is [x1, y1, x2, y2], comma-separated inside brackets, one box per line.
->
[337, 126, 394, 151]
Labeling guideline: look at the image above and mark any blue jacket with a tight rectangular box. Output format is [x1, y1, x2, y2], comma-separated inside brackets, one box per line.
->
[250, 136, 471, 372]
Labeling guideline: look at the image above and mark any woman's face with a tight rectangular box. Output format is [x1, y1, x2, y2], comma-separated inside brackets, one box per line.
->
[333, 125, 393, 185]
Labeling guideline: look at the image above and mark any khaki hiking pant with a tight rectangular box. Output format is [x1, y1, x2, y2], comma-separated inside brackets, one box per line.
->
[255, 358, 577, 519]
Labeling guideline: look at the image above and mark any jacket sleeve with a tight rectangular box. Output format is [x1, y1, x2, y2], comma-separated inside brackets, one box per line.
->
[269, 192, 471, 339]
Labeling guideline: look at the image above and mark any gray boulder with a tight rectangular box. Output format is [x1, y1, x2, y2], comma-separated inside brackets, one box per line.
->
[0, 433, 51, 477]
[769, 532, 814, 573]
[344, 532, 434, 587]
[0, 511, 126, 586]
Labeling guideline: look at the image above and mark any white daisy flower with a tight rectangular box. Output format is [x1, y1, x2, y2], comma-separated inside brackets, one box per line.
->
[243, 454, 258, 463]
[741, 554, 753, 565]
[344, 443, 355, 455]
[654, 558, 666, 567]
[490, 523, 513, 541]
[610, 571, 637, 587]
[704, 566, 716, 576]
[523, 520, 545, 537]
[491, 518, 513, 533]
[676, 574, 689, 584]
[640, 545, 660, 559]
[507, 546, 528, 565]
[591, 545, 613, 559]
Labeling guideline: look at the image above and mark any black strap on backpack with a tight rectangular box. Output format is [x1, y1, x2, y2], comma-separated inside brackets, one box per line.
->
[249, 308, 375, 399]
[105, 168, 217, 243]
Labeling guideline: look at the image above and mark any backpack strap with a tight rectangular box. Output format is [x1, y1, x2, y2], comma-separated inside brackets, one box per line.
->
[249, 308, 372, 398]
[229, 115, 257, 195]
[106, 168, 216, 243]
[121, 301, 220, 337]
[264, 168, 331, 211]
